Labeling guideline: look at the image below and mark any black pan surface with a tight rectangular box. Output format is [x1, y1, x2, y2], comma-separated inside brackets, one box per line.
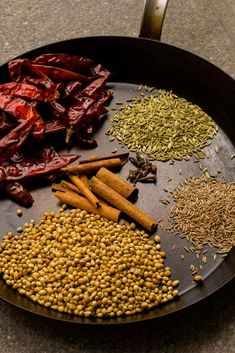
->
[0, 36, 234, 324]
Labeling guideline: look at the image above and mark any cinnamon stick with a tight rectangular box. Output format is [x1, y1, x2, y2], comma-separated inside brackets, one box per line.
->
[55, 190, 120, 222]
[68, 174, 100, 208]
[60, 180, 82, 194]
[62, 158, 121, 174]
[79, 153, 129, 165]
[96, 168, 138, 200]
[80, 174, 89, 188]
[52, 183, 69, 193]
[90, 177, 157, 232]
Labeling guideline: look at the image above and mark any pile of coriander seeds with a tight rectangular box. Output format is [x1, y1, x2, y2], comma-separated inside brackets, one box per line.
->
[0, 209, 179, 318]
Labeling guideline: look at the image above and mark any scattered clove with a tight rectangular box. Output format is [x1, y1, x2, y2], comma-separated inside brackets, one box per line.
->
[128, 153, 157, 185]
[129, 157, 141, 168]
[138, 176, 157, 183]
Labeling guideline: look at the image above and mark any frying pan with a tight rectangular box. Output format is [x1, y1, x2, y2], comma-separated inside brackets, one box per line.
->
[0, 0, 234, 324]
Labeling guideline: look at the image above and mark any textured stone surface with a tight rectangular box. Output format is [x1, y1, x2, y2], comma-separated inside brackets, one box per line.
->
[0, 1, 235, 352]
[1, 0, 235, 79]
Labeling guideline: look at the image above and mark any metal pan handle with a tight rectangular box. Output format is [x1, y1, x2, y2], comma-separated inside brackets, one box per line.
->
[139, 0, 169, 41]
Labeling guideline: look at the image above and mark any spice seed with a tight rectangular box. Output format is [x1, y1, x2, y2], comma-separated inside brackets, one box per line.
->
[0, 209, 179, 318]
[16, 209, 23, 217]
[172, 280, 180, 287]
[202, 256, 207, 264]
[148, 87, 155, 92]
[108, 90, 217, 161]
[154, 235, 161, 243]
[194, 275, 202, 282]
[168, 176, 235, 255]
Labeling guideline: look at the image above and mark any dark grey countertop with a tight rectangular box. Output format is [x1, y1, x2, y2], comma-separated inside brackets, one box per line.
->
[0, 1, 235, 352]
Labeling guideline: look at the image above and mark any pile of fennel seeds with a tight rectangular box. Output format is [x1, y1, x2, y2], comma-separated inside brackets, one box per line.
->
[107, 90, 218, 161]
[169, 176, 235, 254]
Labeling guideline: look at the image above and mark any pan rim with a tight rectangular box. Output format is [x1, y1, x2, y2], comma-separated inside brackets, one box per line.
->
[1, 35, 235, 85]
[0, 34, 234, 324]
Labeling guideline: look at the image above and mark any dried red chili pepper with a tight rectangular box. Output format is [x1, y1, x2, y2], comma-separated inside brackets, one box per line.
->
[9, 59, 49, 82]
[72, 89, 112, 145]
[75, 127, 98, 148]
[50, 101, 66, 115]
[0, 153, 78, 183]
[67, 97, 95, 127]
[0, 118, 34, 163]
[0, 93, 45, 140]
[39, 102, 66, 134]
[77, 89, 111, 135]
[76, 76, 108, 100]
[66, 96, 95, 143]
[28, 101, 38, 110]
[75, 102, 107, 146]
[29, 63, 90, 83]
[33, 53, 94, 71]
[2, 53, 113, 207]
[0, 112, 16, 134]
[8, 59, 25, 82]
[6, 182, 34, 207]
[35, 144, 59, 159]
[79, 89, 111, 128]
[86, 103, 107, 124]
[85, 106, 107, 135]
[10, 150, 26, 163]
[90, 64, 110, 78]
[22, 76, 54, 90]
[0, 82, 59, 102]
[44, 119, 65, 134]
[49, 101, 67, 126]
[65, 81, 82, 96]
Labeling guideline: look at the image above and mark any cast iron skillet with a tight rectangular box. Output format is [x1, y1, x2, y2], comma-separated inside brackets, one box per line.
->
[0, 0, 234, 324]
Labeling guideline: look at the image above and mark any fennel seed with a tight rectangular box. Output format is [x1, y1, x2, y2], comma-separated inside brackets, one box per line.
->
[108, 90, 217, 161]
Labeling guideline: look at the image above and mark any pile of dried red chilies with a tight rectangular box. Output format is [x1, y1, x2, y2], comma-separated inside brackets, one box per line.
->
[0, 53, 112, 207]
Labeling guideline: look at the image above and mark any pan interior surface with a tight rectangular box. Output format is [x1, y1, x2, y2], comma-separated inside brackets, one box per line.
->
[0, 36, 234, 324]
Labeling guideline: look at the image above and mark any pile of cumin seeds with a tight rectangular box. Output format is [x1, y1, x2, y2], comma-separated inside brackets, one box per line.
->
[169, 176, 235, 254]
[107, 90, 218, 161]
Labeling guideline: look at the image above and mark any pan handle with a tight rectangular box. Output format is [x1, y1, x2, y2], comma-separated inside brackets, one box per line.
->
[139, 0, 169, 41]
